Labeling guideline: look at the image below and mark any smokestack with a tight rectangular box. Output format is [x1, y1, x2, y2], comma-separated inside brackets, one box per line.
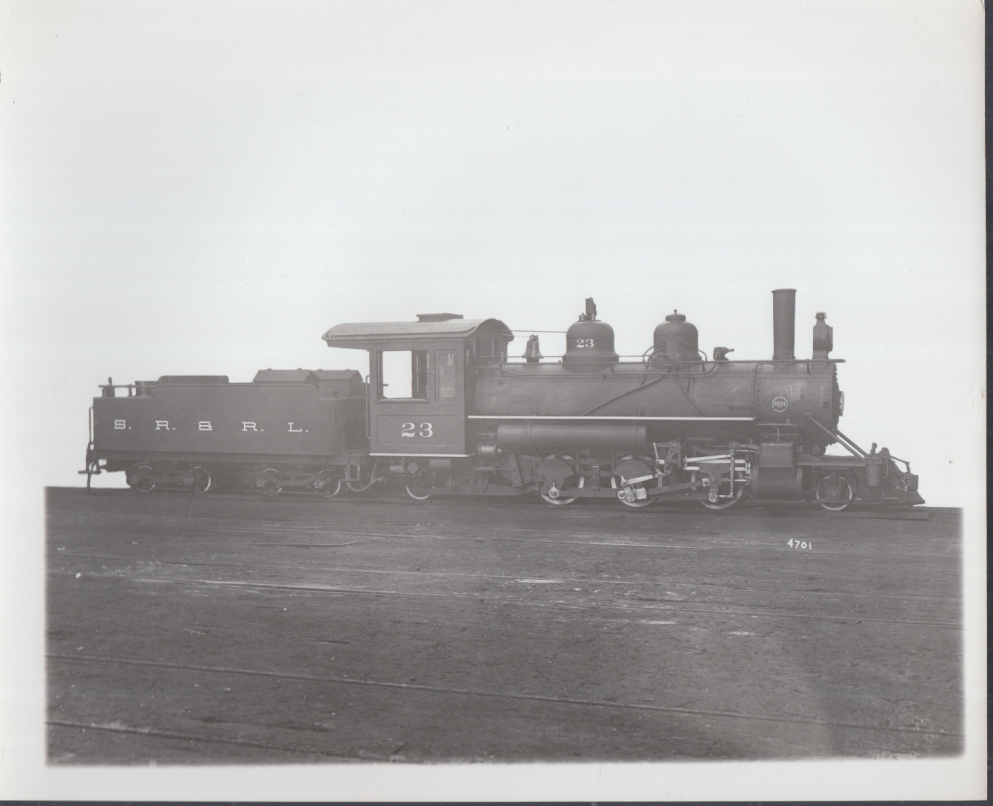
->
[772, 289, 796, 360]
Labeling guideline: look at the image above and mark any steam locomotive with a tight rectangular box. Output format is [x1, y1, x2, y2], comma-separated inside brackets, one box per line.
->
[83, 289, 923, 510]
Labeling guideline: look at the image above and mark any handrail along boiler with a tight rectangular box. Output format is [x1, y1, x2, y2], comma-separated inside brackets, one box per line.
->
[83, 290, 923, 510]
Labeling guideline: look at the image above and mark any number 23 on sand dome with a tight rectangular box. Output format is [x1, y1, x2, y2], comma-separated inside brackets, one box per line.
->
[563, 298, 620, 372]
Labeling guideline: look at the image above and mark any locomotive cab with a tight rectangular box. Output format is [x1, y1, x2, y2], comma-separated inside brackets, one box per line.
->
[322, 315, 513, 459]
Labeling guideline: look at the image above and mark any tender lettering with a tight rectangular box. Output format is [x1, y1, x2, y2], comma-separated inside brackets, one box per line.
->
[242, 422, 258, 432]
[114, 419, 126, 430]
[288, 422, 303, 433]
[199, 421, 212, 431]
[155, 420, 170, 430]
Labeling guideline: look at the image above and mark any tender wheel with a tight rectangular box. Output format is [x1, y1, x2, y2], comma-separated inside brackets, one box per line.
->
[816, 478, 854, 511]
[192, 466, 212, 494]
[405, 483, 432, 501]
[260, 468, 282, 496]
[128, 464, 156, 493]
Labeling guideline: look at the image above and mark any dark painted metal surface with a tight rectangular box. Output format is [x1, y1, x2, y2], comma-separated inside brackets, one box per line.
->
[772, 288, 797, 360]
[93, 379, 364, 458]
[652, 310, 701, 362]
[495, 423, 648, 452]
[471, 360, 839, 442]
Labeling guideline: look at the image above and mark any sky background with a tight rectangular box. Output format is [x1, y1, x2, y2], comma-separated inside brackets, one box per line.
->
[0, 0, 986, 799]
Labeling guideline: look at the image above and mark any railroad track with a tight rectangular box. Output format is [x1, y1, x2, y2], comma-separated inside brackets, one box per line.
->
[70, 487, 935, 520]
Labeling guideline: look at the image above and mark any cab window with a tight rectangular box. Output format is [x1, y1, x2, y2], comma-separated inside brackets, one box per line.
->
[472, 338, 507, 362]
[377, 350, 428, 400]
[436, 351, 456, 399]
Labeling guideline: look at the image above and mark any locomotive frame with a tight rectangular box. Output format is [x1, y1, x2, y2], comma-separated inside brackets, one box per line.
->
[82, 290, 923, 511]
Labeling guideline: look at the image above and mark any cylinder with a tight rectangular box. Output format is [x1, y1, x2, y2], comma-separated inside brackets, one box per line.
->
[772, 289, 796, 360]
[750, 465, 804, 499]
[496, 423, 647, 453]
[750, 441, 803, 499]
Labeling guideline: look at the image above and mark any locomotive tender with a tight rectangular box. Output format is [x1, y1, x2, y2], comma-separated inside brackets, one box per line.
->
[83, 290, 923, 510]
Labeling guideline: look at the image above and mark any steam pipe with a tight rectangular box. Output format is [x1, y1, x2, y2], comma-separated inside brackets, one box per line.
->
[804, 414, 869, 459]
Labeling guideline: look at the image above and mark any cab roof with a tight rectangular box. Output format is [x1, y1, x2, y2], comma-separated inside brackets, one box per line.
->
[322, 317, 513, 349]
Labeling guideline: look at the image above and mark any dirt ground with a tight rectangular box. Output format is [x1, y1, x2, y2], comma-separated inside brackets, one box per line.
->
[45, 488, 962, 763]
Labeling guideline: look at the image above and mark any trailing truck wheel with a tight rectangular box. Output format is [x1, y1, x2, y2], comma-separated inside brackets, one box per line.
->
[345, 461, 384, 493]
[128, 465, 156, 494]
[346, 477, 378, 493]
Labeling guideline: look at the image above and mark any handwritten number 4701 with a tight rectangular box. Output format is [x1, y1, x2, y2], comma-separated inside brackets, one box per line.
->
[787, 539, 812, 550]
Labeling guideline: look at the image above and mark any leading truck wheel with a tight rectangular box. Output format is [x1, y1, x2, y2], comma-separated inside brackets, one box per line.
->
[815, 477, 854, 511]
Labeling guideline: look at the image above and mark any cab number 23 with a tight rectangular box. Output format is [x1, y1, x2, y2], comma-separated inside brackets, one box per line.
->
[401, 422, 434, 438]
